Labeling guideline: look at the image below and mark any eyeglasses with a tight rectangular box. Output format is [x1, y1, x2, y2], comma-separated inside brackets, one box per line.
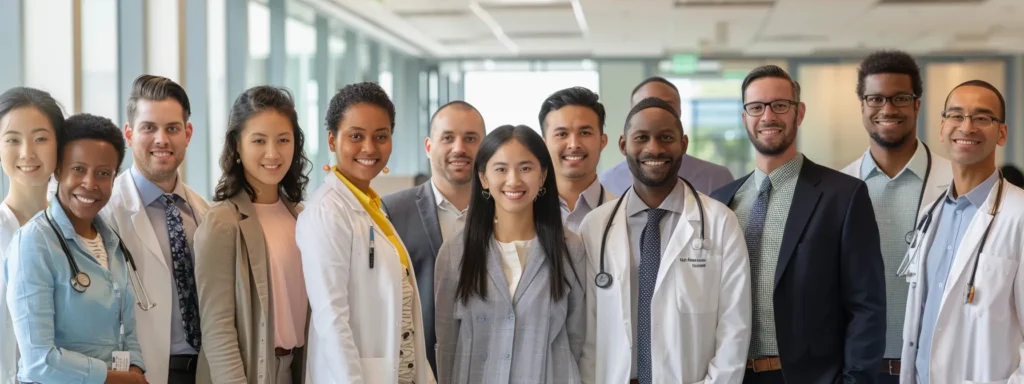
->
[942, 111, 1003, 129]
[862, 94, 917, 108]
[743, 99, 797, 117]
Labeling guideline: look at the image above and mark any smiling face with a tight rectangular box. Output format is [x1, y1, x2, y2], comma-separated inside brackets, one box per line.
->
[0, 106, 58, 188]
[742, 77, 803, 156]
[940, 85, 1007, 168]
[621, 108, 687, 187]
[125, 98, 193, 185]
[56, 139, 119, 223]
[479, 139, 547, 216]
[861, 73, 920, 148]
[328, 102, 393, 191]
[426, 107, 484, 186]
[238, 110, 296, 196]
[543, 105, 607, 181]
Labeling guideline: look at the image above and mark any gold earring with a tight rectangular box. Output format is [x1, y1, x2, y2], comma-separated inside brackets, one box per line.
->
[382, 167, 390, 174]
[322, 164, 331, 171]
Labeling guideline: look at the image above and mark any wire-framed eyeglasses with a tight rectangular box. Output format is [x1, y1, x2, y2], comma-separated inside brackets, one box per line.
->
[942, 111, 1003, 129]
[862, 94, 917, 108]
[743, 99, 797, 117]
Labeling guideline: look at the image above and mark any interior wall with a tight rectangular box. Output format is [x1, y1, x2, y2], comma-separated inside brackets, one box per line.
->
[923, 61, 1007, 165]
[796, 63, 867, 169]
[596, 61, 646, 172]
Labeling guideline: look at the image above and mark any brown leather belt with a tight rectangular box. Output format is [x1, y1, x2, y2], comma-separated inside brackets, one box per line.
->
[275, 347, 292, 357]
[746, 357, 783, 372]
[629, 380, 639, 384]
[881, 359, 901, 375]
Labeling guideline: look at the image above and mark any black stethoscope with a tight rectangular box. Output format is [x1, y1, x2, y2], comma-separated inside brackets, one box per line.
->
[902, 143, 933, 245]
[595, 177, 706, 289]
[898, 172, 1005, 304]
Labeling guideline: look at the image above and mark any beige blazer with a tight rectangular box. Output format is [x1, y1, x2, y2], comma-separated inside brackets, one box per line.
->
[193, 193, 308, 384]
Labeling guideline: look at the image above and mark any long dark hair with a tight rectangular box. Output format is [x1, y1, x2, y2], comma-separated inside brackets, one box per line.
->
[456, 125, 573, 304]
[214, 85, 310, 203]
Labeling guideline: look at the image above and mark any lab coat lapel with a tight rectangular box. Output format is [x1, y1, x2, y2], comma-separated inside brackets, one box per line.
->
[655, 185, 696, 295]
[939, 183, 1001, 308]
[605, 197, 633, 347]
[122, 176, 169, 271]
[512, 241, 545, 305]
[486, 239, 514, 305]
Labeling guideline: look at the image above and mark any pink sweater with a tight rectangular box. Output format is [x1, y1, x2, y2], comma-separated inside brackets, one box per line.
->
[253, 200, 307, 349]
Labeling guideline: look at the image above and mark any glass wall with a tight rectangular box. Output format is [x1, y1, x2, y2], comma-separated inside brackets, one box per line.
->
[81, 0, 119, 120]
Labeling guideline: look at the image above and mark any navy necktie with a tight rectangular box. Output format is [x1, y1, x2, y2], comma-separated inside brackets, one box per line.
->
[163, 194, 201, 350]
[637, 208, 666, 384]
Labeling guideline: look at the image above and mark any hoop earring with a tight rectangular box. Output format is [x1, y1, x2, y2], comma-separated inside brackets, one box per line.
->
[538, 187, 546, 196]
[482, 189, 491, 200]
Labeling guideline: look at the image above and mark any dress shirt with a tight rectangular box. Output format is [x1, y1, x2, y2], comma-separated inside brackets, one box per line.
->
[130, 166, 199, 356]
[730, 153, 803, 358]
[559, 177, 607, 233]
[496, 238, 533, 296]
[431, 181, 467, 241]
[4, 199, 144, 384]
[858, 146, 928, 358]
[624, 179, 686, 379]
[916, 171, 998, 384]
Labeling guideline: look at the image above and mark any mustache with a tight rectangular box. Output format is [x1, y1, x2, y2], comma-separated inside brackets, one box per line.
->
[874, 113, 905, 120]
[759, 121, 786, 129]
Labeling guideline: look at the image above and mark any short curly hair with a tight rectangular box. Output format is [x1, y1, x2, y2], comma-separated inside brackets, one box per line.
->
[325, 82, 396, 134]
[856, 50, 922, 98]
[59, 113, 127, 170]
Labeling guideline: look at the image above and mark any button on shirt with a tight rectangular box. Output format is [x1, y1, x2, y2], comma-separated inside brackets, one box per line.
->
[730, 153, 803, 358]
[625, 179, 685, 379]
[560, 178, 608, 233]
[915, 170, 998, 384]
[859, 147, 928, 358]
[431, 181, 467, 241]
[131, 166, 199, 356]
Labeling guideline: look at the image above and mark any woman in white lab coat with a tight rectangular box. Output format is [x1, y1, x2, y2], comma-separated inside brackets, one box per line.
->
[0, 87, 65, 383]
[296, 82, 433, 384]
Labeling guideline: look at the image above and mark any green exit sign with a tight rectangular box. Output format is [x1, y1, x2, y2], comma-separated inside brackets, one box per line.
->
[671, 54, 699, 74]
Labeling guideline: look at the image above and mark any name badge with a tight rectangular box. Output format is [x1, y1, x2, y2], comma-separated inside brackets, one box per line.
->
[681, 257, 707, 268]
[112, 351, 130, 371]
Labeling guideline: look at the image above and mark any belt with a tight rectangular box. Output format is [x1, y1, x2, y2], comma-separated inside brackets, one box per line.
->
[881, 359, 901, 375]
[169, 354, 199, 372]
[629, 380, 639, 384]
[746, 357, 782, 372]
[275, 347, 292, 357]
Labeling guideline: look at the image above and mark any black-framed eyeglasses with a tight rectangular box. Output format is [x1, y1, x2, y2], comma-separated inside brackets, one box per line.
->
[862, 94, 917, 108]
[743, 99, 797, 117]
[942, 111, 1003, 129]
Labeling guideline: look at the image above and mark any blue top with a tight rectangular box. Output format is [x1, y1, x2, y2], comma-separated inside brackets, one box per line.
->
[599, 155, 734, 196]
[915, 171, 998, 384]
[3, 197, 145, 384]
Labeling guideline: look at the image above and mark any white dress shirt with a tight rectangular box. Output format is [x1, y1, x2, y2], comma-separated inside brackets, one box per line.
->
[496, 239, 533, 296]
[432, 181, 468, 241]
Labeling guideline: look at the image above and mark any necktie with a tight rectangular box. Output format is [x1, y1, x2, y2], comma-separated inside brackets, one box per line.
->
[745, 178, 773, 357]
[163, 194, 202, 350]
[637, 208, 666, 384]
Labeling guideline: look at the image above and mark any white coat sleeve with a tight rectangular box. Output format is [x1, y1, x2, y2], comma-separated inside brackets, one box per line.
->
[1011, 239, 1024, 384]
[703, 209, 752, 384]
[577, 215, 598, 384]
[297, 203, 363, 383]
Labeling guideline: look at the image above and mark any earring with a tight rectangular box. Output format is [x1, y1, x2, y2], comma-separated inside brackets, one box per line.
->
[482, 189, 491, 199]
[538, 187, 546, 197]
[236, 158, 241, 164]
[322, 164, 331, 171]
[382, 167, 390, 174]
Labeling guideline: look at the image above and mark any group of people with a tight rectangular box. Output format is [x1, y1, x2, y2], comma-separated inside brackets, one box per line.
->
[0, 48, 1020, 384]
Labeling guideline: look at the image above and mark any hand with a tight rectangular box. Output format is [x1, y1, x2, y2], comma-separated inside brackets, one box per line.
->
[105, 370, 148, 384]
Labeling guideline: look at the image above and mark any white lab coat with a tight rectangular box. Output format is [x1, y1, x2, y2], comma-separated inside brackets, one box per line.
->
[840, 145, 953, 205]
[296, 174, 434, 384]
[899, 180, 1024, 384]
[100, 172, 210, 384]
[576, 181, 751, 384]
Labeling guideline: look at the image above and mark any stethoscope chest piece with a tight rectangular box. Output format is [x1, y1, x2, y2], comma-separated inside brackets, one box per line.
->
[692, 238, 711, 251]
[71, 272, 91, 292]
[595, 272, 612, 288]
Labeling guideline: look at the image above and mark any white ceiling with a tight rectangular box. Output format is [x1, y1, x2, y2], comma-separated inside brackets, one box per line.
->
[329, 0, 1024, 58]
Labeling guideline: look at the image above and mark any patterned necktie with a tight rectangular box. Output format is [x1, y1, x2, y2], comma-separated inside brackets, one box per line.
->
[637, 208, 666, 384]
[745, 178, 773, 357]
[163, 194, 202, 350]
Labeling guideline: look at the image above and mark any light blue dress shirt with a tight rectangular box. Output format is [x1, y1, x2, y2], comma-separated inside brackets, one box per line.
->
[915, 171, 998, 384]
[130, 166, 199, 355]
[3, 198, 145, 384]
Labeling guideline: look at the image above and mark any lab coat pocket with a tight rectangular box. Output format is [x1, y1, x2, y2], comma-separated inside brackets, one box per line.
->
[969, 254, 1018, 320]
[359, 357, 396, 384]
[676, 258, 716, 314]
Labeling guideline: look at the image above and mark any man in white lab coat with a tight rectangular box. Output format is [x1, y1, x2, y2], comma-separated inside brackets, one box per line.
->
[102, 75, 210, 384]
[839, 51, 952, 382]
[577, 97, 751, 384]
[900, 80, 1024, 384]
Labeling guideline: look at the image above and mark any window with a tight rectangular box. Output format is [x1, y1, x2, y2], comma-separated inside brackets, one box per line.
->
[81, 0, 119, 120]
[464, 69, 600, 132]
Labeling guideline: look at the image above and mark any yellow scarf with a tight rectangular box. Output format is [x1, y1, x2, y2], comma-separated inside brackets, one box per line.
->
[334, 167, 410, 269]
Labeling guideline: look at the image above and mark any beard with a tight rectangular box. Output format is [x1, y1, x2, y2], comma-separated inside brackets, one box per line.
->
[626, 154, 682, 187]
[870, 130, 913, 149]
[748, 115, 798, 156]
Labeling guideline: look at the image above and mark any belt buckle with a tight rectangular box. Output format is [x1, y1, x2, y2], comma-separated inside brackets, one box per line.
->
[887, 360, 898, 375]
[750, 357, 777, 373]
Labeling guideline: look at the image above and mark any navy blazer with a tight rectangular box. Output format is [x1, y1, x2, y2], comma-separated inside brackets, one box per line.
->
[711, 156, 886, 384]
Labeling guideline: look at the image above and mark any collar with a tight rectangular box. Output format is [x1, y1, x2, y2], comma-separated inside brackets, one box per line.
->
[131, 166, 186, 206]
[754, 153, 804, 191]
[334, 167, 383, 210]
[859, 141, 929, 181]
[559, 177, 604, 211]
[430, 179, 466, 213]
[45, 196, 120, 251]
[946, 169, 1000, 207]
[625, 178, 686, 218]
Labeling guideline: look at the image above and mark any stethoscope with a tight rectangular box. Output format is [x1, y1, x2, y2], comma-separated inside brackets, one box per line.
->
[43, 204, 156, 311]
[595, 177, 706, 289]
[897, 172, 1005, 304]
[903, 143, 933, 245]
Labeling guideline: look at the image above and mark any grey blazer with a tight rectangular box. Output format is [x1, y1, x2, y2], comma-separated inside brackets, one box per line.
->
[434, 230, 587, 384]
[381, 181, 444, 374]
